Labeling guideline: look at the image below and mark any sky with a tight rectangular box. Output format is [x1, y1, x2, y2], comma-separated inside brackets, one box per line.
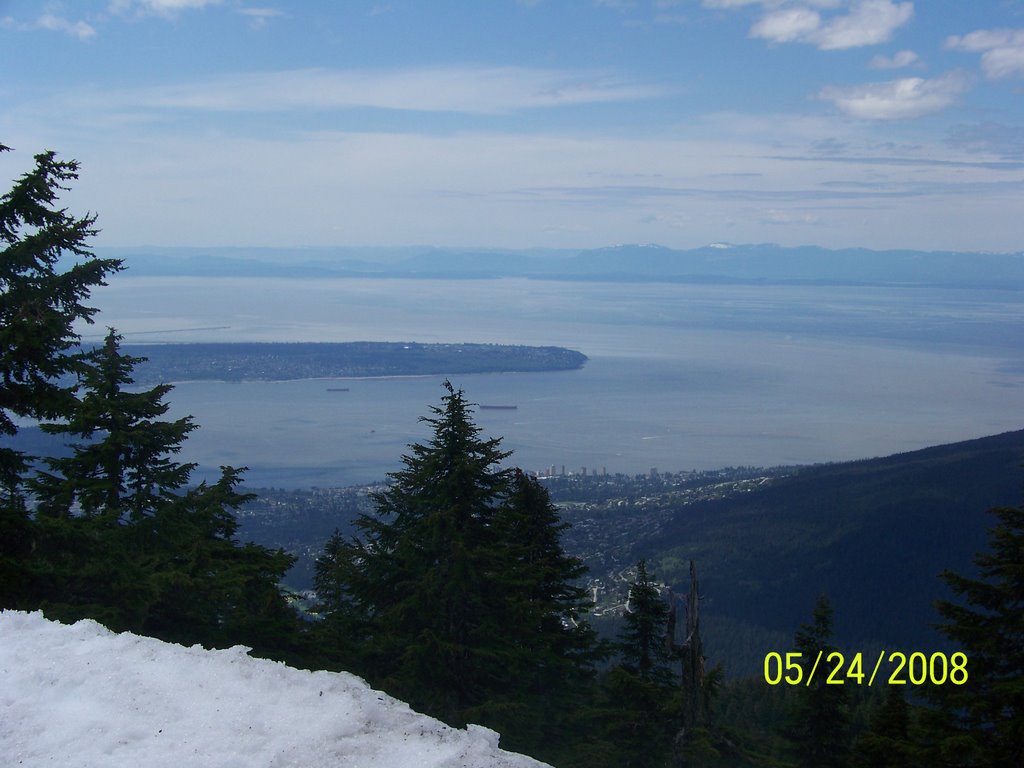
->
[1, 0, 1023, 252]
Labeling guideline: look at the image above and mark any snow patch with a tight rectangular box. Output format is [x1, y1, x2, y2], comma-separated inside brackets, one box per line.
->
[0, 611, 551, 768]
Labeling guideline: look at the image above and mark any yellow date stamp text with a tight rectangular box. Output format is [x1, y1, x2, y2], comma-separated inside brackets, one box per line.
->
[763, 650, 968, 687]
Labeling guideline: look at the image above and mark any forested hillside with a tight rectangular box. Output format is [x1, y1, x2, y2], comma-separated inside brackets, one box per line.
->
[636, 430, 1024, 664]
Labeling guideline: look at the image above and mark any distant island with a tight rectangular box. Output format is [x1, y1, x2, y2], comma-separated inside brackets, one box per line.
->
[122, 342, 587, 383]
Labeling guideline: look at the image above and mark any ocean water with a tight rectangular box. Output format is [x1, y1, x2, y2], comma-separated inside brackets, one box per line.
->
[81, 276, 1024, 487]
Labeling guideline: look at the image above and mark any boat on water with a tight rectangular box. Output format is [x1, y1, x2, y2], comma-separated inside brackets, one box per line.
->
[326, 387, 350, 392]
[479, 404, 517, 410]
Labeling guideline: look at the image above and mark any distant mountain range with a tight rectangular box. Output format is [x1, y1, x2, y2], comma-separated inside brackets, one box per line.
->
[100, 244, 1024, 289]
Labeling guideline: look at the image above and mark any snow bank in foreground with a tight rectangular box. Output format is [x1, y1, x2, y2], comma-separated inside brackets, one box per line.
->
[0, 611, 551, 768]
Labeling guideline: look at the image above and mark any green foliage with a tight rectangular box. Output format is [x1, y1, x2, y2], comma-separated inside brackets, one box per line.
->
[713, 677, 798, 765]
[921, 503, 1024, 766]
[313, 382, 603, 758]
[599, 664, 678, 767]
[850, 687, 922, 768]
[0, 145, 121, 608]
[0, 149, 301, 659]
[359, 381, 514, 723]
[311, 529, 372, 671]
[619, 559, 675, 685]
[575, 561, 680, 768]
[0, 147, 121, 435]
[23, 330, 300, 655]
[783, 595, 851, 768]
[486, 470, 605, 754]
[32, 329, 196, 523]
[137, 468, 299, 655]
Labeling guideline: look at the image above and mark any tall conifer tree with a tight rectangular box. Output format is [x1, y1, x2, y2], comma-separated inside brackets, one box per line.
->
[0, 145, 298, 656]
[598, 560, 678, 768]
[33, 329, 196, 523]
[0, 146, 120, 608]
[314, 381, 601, 749]
[27, 330, 298, 650]
[923, 503, 1024, 767]
[850, 687, 919, 768]
[490, 470, 602, 754]
[784, 595, 851, 768]
[28, 329, 197, 627]
[321, 381, 514, 725]
[619, 559, 674, 684]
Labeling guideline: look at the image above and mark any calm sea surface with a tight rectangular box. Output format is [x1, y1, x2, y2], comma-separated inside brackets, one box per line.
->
[81, 277, 1024, 487]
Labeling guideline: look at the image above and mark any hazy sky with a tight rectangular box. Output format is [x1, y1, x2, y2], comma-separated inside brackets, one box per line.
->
[2, 1, 1023, 251]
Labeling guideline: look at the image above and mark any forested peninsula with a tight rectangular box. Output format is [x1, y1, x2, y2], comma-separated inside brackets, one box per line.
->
[120, 342, 587, 383]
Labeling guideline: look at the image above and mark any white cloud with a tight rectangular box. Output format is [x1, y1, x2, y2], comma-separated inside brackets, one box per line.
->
[11, 92, 1015, 250]
[748, 0, 913, 50]
[1, 13, 97, 39]
[947, 28, 1024, 79]
[64, 122, 1015, 250]
[869, 49, 918, 69]
[109, 0, 223, 18]
[654, 13, 689, 26]
[751, 7, 821, 43]
[813, 0, 912, 50]
[37, 13, 97, 39]
[819, 73, 967, 120]
[113, 67, 668, 114]
[703, 0, 773, 8]
[761, 207, 821, 225]
[237, 7, 285, 29]
[238, 8, 285, 20]
[947, 28, 1023, 52]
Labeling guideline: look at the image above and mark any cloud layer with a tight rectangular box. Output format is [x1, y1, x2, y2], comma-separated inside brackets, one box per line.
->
[2, 0, 1021, 251]
[947, 28, 1024, 79]
[102, 67, 669, 115]
[819, 73, 967, 120]
[742, 0, 914, 50]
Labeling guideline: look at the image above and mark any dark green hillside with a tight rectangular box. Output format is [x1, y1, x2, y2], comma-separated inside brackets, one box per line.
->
[639, 429, 1024, 669]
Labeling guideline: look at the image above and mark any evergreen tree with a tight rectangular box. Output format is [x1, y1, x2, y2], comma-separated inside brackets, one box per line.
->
[597, 560, 678, 768]
[32, 329, 196, 523]
[784, 594, 851, 768]
[137, 467, 299, 656]
[0, 145, 120, 607]
[313, 381, 603, 751]
[850, 687, 920, 768]
[922, 503, 1024, 767]
[489, 470, 603, 755]
[619, 559, 675, 684]
[0, 145, 299, 658]
[28, 329, 197, 627]
[317, 381, 515, 725]
[26, 330, 299, 653]
[312, 528, 370, 670]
